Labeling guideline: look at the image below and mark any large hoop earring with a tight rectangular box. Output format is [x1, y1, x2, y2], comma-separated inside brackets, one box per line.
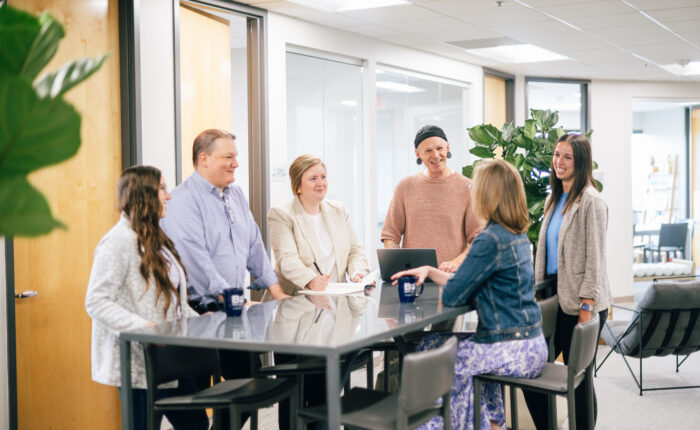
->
[416, 158, 423, 165]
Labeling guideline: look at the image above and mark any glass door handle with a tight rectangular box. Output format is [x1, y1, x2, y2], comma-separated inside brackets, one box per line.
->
[15, 290, 38, 299]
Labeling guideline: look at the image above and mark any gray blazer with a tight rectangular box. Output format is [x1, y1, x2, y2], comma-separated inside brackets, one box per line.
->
[535, 186, 613, 315]
[85, 215, 197, 388]
[265, 198, 369, 298]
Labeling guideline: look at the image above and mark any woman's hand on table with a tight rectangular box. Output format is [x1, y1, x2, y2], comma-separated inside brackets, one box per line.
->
[307, 274, 330, 291]
[438, 261, 459, 273]
[351, 273, 364, 283]
[391, 266, 431, 286]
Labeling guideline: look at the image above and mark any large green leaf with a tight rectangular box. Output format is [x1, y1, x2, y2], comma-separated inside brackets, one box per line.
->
[469, 124, 501, 147]
[462, 165, 474, 179]
[20, 11, 64, 81]
[469, 146, 495, 159]
[524, 119, 537, 139]
[35, 54, 109, 99]
[501, 122, 515, 142]
[0, 175, 65, 236]
[0, 5, 41, 77]
[0, 75, 81, 176]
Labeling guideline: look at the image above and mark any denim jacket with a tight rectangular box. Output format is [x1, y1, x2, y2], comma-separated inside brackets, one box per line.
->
[442, 221, 542, 343]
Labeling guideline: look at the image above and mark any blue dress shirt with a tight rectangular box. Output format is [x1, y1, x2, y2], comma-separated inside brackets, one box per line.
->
[545, 192, 568, 275]
[161, 171, 278, 305]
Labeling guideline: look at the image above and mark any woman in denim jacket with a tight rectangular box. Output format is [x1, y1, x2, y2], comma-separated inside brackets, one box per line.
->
[392, 159, 547, 430]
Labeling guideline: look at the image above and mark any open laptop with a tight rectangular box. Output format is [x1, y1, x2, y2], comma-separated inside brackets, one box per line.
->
[377, 248, 438, 282]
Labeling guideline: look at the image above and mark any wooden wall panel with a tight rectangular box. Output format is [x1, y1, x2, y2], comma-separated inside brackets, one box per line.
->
[10, 0, 122, 428]
[484, 74, 507, 127]
[179, 4, 231, 181]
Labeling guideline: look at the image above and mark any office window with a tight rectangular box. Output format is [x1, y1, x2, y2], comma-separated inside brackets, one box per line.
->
[375, 67, 470, 244]
[278, 51, 366, 248]
[526, 79, 588, 132]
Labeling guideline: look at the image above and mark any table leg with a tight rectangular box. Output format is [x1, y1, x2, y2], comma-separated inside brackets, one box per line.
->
[325, 353, 341, 429]
[120, 338, 133, 430]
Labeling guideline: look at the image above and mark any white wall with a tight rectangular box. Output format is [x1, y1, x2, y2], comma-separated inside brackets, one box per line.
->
[266, 12, 484, 257]
[139, 0, 177, 187]
[0, 238, 8, 429]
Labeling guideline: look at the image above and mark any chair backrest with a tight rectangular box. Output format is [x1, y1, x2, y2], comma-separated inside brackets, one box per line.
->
[658, 223, 688, 249]
[566, 314, 600, 378]
[398, 336, 458, 412]
[538, 295, 559, 361]
[617, 280, 700, 357]
[143, 344, 220, 388]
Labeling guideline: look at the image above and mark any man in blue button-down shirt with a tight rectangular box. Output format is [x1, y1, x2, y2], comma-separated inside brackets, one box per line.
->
[162, 128, 286, 310]
[161, 129, 287, 428]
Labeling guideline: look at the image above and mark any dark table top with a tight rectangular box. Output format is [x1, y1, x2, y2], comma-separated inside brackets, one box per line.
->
[120, 281, 472, 357]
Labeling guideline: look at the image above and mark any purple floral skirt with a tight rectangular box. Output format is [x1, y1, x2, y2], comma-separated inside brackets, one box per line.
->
[417, 332, 548, 430]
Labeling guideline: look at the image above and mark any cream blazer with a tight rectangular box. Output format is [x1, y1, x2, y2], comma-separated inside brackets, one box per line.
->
[264, 198, 369, 298]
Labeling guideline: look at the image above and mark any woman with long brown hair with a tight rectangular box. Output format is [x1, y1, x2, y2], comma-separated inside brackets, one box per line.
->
[85, 166, 206, 429]
[524, 133, 612, 429]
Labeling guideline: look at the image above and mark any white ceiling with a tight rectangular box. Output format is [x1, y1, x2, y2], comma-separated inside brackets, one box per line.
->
[236, 0, 700, 82]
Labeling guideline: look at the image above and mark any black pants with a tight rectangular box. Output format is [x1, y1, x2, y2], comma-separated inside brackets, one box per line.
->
[523, 306, 608, 430]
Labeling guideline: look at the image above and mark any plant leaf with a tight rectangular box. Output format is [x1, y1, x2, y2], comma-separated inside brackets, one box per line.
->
[470, 146, 495, 159]
[501, 122, 515, 141]
[524, 119, 537, 139]
[0, 5, 41, 77]
[469, 124, 501, 147]
[0, 75, 81, 176]
[462, 165, 474, 179]
[35, 54, 109, 99]
[0, 175, 65, 236]
[19, 11, 64, 81]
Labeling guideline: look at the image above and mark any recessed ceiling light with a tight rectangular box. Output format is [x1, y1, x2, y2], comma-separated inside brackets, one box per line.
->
[660, 61, 700, 76]
[465, 44, 567, 64]
[376, 81, 425, 93]
[288, 0, 409, 12]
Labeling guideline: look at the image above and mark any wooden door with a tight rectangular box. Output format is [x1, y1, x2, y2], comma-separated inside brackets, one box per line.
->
[11, 0, 122, 428]
[179, 3, 232, 181]
[484, 74, 507, 127]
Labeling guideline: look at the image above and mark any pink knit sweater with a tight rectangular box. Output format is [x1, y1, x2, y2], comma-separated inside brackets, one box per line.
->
[381, 171, 482, 263]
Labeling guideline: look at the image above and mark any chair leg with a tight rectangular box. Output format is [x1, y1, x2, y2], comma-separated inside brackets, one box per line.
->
[383, 351, 390, 391]
[473, 376, 482, 430]
[229, 405, 242, 430]
[251, 410, 258, 430]
[567, 391, 576, 430]
[443, 392, 452, 430]
[586, 369, 595, 430]
[509, 386, 518, 430]
[547, 394, 557, 430]
[212, 409, 223, 430]
[290, 384, 299, 430]
[366, 353, 374, 389]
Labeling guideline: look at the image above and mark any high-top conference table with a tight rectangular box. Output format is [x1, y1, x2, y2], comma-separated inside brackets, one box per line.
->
[119, 281, 473, 429]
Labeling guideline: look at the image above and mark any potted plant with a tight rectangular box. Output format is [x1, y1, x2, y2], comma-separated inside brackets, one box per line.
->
[0, 5, 107, 237]
[462, 109, 601, 254]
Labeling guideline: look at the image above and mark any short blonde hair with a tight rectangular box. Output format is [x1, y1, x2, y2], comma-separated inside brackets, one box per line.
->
[472, 159, 529, 234]
[289, 155, 326, 196]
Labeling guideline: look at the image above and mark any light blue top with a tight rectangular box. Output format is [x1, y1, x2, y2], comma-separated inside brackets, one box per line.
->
[546, 192, 568, 275]
[161, 171, 278, 306]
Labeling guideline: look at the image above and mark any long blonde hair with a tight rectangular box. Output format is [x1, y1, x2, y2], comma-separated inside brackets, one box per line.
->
[472, 159, 529, 234]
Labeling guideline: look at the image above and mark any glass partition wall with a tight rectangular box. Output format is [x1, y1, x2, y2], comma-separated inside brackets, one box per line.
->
[276, 51, 366, 248]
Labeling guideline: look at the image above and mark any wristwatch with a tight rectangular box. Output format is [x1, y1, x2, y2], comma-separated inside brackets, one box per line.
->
[579, 302, 592, 312]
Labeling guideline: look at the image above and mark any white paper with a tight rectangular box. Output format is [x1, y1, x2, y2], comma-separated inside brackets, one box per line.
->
[298, 269, 379, 296]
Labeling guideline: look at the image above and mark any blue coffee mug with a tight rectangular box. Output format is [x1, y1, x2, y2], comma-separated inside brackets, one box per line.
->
[397, 275, 423, 303]
[223, 287, 245, 317]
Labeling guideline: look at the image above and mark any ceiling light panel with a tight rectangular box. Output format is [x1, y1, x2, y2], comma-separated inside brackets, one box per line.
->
[288, 0, 409, 12]
[465, 44, 568, 63]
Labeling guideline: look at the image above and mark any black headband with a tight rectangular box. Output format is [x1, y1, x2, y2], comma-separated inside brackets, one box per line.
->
[414, 125, 447, 148]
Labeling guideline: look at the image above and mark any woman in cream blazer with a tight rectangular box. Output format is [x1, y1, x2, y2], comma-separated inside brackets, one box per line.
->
[264, 155, 369, 299]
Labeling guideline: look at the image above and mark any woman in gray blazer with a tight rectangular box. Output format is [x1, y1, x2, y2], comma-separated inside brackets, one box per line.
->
[85, 166, 205, 430]
[266, 154, 369, 430]
[525, 134, 612, 430]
